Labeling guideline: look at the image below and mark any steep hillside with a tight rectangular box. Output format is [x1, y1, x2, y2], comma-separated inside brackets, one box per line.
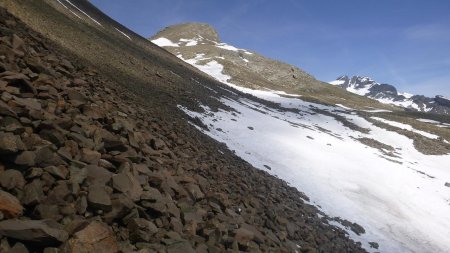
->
[151, 23, 398, 111]
[151, 22, 450, 253]
[0, 1, 371, 253]
[330, 75, 450, 115]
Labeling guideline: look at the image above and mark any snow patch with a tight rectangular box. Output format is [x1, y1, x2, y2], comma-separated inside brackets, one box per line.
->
[371, 117, 440, 139]
[114, 27, 131, 40]
[151, 37, 179, 47]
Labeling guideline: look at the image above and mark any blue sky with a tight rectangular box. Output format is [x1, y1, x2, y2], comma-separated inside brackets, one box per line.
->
[90, 0, 450, 97]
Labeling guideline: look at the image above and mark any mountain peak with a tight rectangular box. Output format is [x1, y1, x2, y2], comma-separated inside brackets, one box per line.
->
[151, 22, 221, 43]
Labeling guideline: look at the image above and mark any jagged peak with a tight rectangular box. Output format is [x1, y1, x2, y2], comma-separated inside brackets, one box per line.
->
[151, 22, 221, 43]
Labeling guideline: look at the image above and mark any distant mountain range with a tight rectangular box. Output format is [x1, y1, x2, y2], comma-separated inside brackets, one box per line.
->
[330, 75, 450, 115]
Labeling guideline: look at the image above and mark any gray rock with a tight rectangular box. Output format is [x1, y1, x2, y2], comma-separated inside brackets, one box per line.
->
[445, 182, 450, 187]
[0, 219, 68, 244]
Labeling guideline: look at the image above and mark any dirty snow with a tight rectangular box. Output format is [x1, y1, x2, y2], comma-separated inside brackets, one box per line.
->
[114, 28, 132, 40]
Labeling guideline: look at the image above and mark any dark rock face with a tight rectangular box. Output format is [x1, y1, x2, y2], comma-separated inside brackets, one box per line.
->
[0, 5, 368, 253]
[0, 219, 68, 245]
[331, 75, 450, 115]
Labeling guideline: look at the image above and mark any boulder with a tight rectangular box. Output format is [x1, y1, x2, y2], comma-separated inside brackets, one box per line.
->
[0, 219, 68, 245]
[62, 221, 118, 253]
[14, 151, 36, 167]
[0, 190, 23, 218]
[85, 165, 112, 185]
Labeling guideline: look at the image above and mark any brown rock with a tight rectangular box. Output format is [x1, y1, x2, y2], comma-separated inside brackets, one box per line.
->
[44, 166, 69, 180]
[0, 170, 26, 190]
[85, 165, 112, 185]
[62, 221, 118, 253]
[0, 219, 68, 245]
[112, 171, 143, 201]
[185, 183, 204, 201]
[0, 100, 17, 117]
[0, 190, 23, 218]
[234, 228, 254, 246]
[14, 151, 36, 167]
[128, 218, 158, 243]
[21, 179, 45, 206]
[87, 184, 112, 211]
[0, 132, 25, 154]
[80, 148, 101, 164]
[166, 241, 195, 253]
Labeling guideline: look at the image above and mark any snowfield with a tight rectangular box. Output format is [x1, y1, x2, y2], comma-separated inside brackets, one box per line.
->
[177, 54, 450, 253]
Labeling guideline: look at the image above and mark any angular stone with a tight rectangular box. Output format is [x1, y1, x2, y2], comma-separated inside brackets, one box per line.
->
[21, 179, 45, 206]
[166, 241, 196, 253]
[87, 184, 112, 211]
[128, 218, 158, 243]
[0, 219, 68, 245]
[0, 132, 25, 154]
[0, 170, 25, 190]
[185, 183, 204, 201]
[62, 221, 118, 253]
[80, 148, 101, 164]
[0, 190, 23, 218]
[234, 227, 254, 246]
[44, 166, 69, 180]
[112, 171, 143, 201]
[85, 165, 112, 185]
[14, 97, 41, 111]
[150, 138, 165, 150]
[14, 151, 36, 167]
[9, 242, 29, 253]
[0, 100, 17, 117]
[35, 146, 66, 167]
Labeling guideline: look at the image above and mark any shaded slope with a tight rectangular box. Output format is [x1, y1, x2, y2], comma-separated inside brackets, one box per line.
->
[0, 1, 368, 253]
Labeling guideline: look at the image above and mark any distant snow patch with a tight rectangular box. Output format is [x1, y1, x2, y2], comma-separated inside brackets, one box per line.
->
[330, 80, 345, 85]
[371, 117, 439, 139]
[114, 28, 131, 40]
[417, 118, 440, 124]
[151, 37, 179, 47]
[65, 0, 102, 26]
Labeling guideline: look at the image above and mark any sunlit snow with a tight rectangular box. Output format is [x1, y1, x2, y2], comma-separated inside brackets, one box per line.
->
[151, 37, 179, 47]
[177, 55, 450, 253]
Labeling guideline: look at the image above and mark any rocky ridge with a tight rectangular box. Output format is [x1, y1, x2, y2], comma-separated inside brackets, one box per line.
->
[0, 6, 368, 253]
[330, 75, 450, 115]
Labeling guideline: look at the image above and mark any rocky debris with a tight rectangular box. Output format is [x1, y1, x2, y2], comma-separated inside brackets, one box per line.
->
[445, 182, 450, 188]
[0, 7, 368, 253]
[0, 190, 23, 218]
[0, 219, 68, 245]
[62, 221, 118, 253]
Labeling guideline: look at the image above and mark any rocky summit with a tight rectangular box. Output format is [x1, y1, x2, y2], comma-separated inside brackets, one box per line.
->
[0, 2, 369, 253]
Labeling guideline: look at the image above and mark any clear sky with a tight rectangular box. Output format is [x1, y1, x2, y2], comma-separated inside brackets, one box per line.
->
[90, 0, 450, 97]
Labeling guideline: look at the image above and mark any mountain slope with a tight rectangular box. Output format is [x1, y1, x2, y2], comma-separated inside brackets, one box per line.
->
[330, 75, 450, 115]
[152, 23, 450, 253]
[151, 23, 400, 112]
[0, 1, 371, 253]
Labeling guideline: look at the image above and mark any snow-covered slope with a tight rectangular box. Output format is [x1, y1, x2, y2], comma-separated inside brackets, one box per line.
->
[150, 24, 450, 252]
[176, 56, 450, 253]
[330, 75, 450, 115]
